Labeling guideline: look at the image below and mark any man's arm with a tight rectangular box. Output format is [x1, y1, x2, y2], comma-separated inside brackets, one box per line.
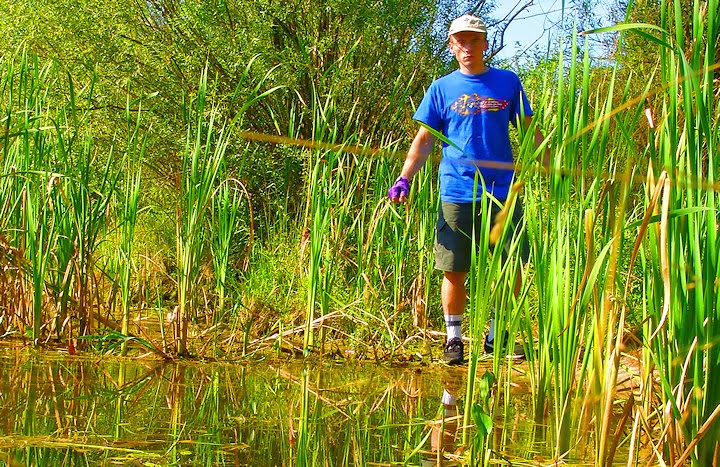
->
[389, 126, 435, 203]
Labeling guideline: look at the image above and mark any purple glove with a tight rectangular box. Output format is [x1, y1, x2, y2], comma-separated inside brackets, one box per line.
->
[388, 176, 409, 202]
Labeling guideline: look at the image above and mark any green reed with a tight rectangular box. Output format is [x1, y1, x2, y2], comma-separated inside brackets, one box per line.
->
[490, 0, 720, 463]
[175, 68, 231, 355]
[384, 160, 437, 344]
[304, 144, 333, 353]
[1, 6, 717, 463]
[634, 0, 720, 462]
[463, 191, 497, 450]
[303, 92, 367, 353]
[24, 180, 52, 343]
[1, 50, 53, 341]
[210, 179, 241, 327]
[118, 98, 145, 355]
[118, 170, 141, 355]
[54, 104, 120, 341]
[0, 50, 116, 344]
[527, 31, 611, 458]
[447, 6, 717, 463]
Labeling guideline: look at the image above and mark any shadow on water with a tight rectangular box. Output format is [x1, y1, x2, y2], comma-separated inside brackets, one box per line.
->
[0, 345, 603, 466]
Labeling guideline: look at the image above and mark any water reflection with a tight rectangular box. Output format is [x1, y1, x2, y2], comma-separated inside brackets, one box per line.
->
[0, 345, 602, 465]
[422, 368, 463, 466]
[0, 347, 444, 465]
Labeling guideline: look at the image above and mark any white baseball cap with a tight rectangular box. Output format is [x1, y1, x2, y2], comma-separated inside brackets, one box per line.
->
[448, 15, 487, 38]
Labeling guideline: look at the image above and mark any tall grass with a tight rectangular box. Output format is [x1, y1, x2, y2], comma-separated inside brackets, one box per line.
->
[639, 0, 720, 462]
[54, 77, 120, 341]
[297, 75, 436, 356]
[118, 97, 145, 356]
[0, 50, 120, 345]
[453, 1, 719, 465]
[1, 51, 54, 342]
[174, 68, 229, 355]
[304, 141, 334, 353]
[175, 61, 281, 355]
[210, 180, 239, 324]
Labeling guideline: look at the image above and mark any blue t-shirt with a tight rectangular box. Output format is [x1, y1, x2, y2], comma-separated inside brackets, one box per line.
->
[413, 67, 532, 202]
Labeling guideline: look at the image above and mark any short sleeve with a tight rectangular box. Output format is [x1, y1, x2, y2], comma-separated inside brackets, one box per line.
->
[509, 77, 533, 126]
[412, 81, 444, 131]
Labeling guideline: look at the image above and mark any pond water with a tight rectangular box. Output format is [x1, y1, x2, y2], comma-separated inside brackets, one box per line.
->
[0, 345, 603, 466]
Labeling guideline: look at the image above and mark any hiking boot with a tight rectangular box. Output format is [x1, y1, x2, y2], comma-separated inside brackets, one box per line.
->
[483, 331, 506, 353]
[443, 337, 464, 365]
[484, 332, 525, 359]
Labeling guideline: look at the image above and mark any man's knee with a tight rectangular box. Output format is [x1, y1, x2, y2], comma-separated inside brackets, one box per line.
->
[443, 271, 467, 285]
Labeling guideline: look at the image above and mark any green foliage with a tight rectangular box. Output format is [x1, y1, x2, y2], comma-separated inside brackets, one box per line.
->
[0, 0, 444, 146]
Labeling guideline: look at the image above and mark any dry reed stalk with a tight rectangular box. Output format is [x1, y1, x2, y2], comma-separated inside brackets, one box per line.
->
[623, 170, 668, 300]
[627, 409, 643, 467]
[596, 163, 633, 465]
[488, 181, 524, 246]
[649, 175, 672, 341]
[673, 403, 720, 467]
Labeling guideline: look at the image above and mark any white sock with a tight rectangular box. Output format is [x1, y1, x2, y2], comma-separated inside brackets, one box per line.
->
[444, 314, 462, 342]
[441, 388, 457, 406]
[486, 306, 497, 341]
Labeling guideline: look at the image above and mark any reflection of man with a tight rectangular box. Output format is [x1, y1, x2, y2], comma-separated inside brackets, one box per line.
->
[388, 14, 549, 364]
[422, 370, 462, 466]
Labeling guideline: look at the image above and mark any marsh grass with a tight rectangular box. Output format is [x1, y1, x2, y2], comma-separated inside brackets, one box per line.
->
[210, 179, 240, 327]
[0, 51, 120, 345]
[452, 1, 719, 464]
[637, 0, 720, 460]
[174, 69, 228, 354]
[118, 95, 147, 356]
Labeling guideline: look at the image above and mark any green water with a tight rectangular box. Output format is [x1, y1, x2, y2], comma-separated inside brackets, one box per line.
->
[0, 345, 598, 466]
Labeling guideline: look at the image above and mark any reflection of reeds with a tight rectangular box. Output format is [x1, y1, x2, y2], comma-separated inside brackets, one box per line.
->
[2, 357, 464, 465]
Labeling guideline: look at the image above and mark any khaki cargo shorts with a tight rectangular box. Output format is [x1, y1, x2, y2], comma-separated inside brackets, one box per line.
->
[434, 199, 529, 272]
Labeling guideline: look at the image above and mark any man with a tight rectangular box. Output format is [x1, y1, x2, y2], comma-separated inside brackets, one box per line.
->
[388, 14, 548, 364]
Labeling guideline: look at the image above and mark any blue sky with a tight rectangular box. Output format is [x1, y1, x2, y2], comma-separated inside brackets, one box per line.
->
[493, 0, 567, 59]
[492, 0, 612, 60]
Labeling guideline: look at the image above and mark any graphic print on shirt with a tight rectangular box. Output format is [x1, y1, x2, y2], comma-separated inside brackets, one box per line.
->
[450, 93, 509, 116]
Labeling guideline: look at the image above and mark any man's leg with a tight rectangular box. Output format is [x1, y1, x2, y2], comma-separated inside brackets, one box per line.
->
[435, 202, 472, 364]
[442, 271, 467, 319]
[442, 271, 467, 364]
[486, 199, 527, 355]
